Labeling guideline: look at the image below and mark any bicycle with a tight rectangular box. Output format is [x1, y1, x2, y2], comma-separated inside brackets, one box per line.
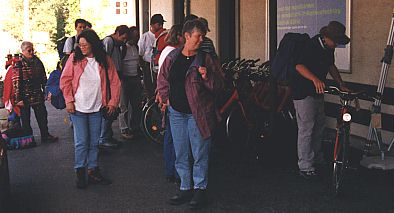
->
[140, 97, 165, 145]
[324, 86, 377, 196]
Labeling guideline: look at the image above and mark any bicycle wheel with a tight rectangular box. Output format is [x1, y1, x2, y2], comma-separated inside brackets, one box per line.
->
[331, 127, 348, 196]
[226, 104, 251, 147]
[141, 99, 164, 145]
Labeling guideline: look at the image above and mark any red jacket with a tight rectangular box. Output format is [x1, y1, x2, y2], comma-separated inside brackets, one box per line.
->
[3, 67, 21, 115]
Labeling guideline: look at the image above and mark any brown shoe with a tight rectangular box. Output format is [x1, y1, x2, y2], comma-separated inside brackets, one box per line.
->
[88, 168, 112, 185]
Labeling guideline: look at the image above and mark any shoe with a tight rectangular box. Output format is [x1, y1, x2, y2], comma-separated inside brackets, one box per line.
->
[76, 167, 87, 189]
[169, 190, 193, 205]
[299, 170, 318, 180]
[87, 168, 112, 185]
[189, 189, 207, 209]
[99, 141, 119, 149]
[42, 134, 58, 143]
[121, 129, 134, 140]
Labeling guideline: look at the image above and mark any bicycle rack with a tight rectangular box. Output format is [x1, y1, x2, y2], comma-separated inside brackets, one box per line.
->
[365, 8, 394, 162]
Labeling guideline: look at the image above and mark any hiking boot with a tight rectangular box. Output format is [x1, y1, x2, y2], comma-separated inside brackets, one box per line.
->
[189, 189, 207, 209]
[299, 170, 318, 180]
[87, 168, 112, 185]
[121, 129, 134, 140]
[169, 190, 193, 205]
[42, 134, 58, 143]
[76, 167, 87, 189]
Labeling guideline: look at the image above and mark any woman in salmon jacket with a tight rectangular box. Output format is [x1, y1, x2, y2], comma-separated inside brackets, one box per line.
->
[60, 29, 120, 189]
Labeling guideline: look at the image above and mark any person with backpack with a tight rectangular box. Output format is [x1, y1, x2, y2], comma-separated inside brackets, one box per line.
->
[100, 25, 129, 148]
[10, 41, 58, 143]
[63, 19, 87, 56]
[138, 14, 166, 99]
[157, 20, 224, 209]
[292, 21, 350, 180]
[119, 26, 142, 138]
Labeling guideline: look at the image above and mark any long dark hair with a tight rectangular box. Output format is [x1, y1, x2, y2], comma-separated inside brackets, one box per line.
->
[73, 29, 108, 70]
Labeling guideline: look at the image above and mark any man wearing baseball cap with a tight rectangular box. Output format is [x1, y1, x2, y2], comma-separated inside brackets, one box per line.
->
[292, 21, 350, 180]
[138, 14, 166, 99]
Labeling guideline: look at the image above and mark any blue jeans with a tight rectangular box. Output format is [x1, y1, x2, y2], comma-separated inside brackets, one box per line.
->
[70, 111, 102, 169]
[99, 117, 114, 144]
[168, 106, 211, 190]
[163, 115, 178, 179]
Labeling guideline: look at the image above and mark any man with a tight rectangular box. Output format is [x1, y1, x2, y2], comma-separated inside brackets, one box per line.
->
[138, 14, 166, 99]
[63, 19, 87, 55]
[292, 21, 350, 179]
[100, 25, 130, 148]
[12, 41, 58, 143]
[198, 17, 218, 59]
[119, 26, 142, 138]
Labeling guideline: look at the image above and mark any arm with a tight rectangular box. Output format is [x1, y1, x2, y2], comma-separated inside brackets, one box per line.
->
[156, 57, 171, 104]
[107, 56, 121, 108]
[328, 64, 349, 91]
[60, 54, 75, 105]
[295, 64, 325, 94]
[199, 55, 224, 93]
[63, 37, 73, 55]
[137, 34, 146, 57]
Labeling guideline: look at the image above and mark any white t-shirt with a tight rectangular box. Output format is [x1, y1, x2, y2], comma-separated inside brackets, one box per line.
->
[74, 57, 102, 113]
[63, 36, 78, 54]
[137, 31, 155, 62]
[158, 46, 176, 75]
[121, 43, 139, 77]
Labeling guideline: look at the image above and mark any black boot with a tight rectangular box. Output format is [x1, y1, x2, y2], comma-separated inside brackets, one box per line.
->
[169, 190, 193, 205]
[189, 189, 207, 209]
[75, 167, 87, 189]
[88, 168, 112, 185]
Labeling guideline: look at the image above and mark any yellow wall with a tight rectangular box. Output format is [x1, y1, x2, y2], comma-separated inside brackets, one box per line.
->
[149, 0, 174, 29]
[239, 0, 267, 61]
[190, 0, 218, 54]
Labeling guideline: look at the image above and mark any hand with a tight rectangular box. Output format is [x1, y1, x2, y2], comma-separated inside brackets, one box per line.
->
[66, 102, 75, 114]
[312, 78, 325, 94]
[47, 92, 52, 102]
[16, 101, 24, 107]
[106, 105, 116, 115]
[198, 66, 208, 80]
[159, 99, 169, 113]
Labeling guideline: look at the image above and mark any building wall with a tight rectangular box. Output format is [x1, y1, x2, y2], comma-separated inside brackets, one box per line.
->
[239, 0, 267, 61]
[190, 0, 218, 51]
[149, 0, 174, 29]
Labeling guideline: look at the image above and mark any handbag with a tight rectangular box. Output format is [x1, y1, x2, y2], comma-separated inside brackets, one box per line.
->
[101, 66, 120, 120]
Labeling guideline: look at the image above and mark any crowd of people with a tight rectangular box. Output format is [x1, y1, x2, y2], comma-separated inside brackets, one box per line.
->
[3, 13, 351, 209]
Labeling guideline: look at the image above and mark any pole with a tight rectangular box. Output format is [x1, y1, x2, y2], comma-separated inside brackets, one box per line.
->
[23, 0, 30, 41]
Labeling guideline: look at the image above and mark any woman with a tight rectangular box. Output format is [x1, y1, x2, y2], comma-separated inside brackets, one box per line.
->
[157, 20, 224, 209]
[157, 24, 184, 183]
[60, 29, 121, 189]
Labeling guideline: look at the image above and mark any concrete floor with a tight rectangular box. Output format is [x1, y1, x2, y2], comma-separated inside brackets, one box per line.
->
[4, 103, 394, 213]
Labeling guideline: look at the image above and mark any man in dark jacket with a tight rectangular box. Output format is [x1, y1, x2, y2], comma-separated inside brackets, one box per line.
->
[293, 21, 350, 179]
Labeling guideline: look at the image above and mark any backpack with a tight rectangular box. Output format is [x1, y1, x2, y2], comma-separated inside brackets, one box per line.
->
[58, 36, 76, 71]
[45, 69, 66, 110]
[152, 29, 169, 66]
[270, 33, 310, 82]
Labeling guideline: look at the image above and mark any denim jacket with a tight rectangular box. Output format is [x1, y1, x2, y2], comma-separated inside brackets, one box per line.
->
[157, 48, 224, 139]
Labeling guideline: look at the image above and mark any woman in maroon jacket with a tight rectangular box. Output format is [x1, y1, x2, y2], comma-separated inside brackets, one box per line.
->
[157, 19, 223, 209]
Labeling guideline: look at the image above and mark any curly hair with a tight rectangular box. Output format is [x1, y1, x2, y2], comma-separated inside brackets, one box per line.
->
[73, 29, 109, 70]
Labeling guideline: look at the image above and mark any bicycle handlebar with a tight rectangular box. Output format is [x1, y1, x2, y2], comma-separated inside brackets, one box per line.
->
[324, 86, 380, 102]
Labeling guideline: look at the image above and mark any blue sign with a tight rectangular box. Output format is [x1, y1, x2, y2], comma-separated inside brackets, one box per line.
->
[277, 0, 347, 44]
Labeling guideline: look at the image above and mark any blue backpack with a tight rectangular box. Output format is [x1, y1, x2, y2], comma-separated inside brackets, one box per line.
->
[45, 69, 66, 110]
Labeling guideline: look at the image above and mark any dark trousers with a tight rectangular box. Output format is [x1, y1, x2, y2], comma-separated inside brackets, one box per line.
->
[119, 76, 143, 132]
[163, 115, 178, 178]
[20, 102, 49, 138]
[142, 61, 157, 99]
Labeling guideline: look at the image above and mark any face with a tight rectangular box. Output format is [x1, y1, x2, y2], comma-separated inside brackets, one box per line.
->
[79, 37, 92, 57]
[130, 30, 140, 43]
[75, 23, 86, 36]
[117, 33, 128, 42]
[22, 45, 34, 59]
[184, 28, 205, 51]
[324, 36, 337, 49]
[150, 23, 162, 33]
